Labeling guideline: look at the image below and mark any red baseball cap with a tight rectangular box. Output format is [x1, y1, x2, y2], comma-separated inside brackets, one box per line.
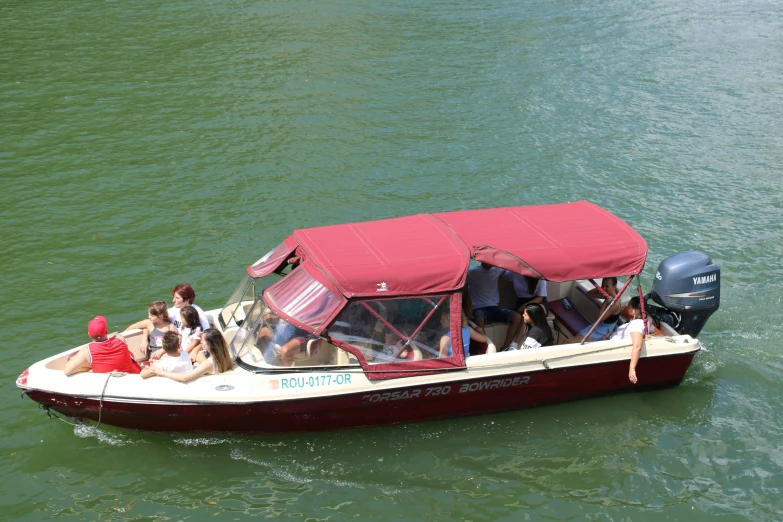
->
[88, 316, 108, 339]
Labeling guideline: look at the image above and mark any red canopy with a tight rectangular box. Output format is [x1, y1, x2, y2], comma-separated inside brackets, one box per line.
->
[292, 214, 470, 298]
[249, 201, 648, 380]
[265, 201, 645, 297]
[252, 201, 647, 336]
[433, 201, 648, 283]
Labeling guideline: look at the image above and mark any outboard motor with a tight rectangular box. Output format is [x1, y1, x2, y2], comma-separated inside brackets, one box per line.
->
[648, 251, 720, 337]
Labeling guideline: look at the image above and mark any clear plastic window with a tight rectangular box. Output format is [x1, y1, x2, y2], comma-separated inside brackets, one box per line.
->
[327, 296, 460, 364]
[233, 297, 359, 369]
[219, 274, 256, 329]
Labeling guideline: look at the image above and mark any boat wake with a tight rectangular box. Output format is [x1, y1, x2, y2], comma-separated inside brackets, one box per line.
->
[228, 447, 404, 495]
[230, 447, 313, 483]
[173, 436, 233, 446]
[73, 423, 134, 446]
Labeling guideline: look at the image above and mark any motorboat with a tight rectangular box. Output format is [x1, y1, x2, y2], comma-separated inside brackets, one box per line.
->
[17, 201, 721, 434]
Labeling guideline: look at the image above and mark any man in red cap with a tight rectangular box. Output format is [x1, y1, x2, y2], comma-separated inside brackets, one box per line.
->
[64, 316, 141, 375]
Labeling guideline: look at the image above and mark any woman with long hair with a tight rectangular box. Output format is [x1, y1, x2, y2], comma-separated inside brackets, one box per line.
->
[580, 277, 622, 340]
[178, 305, 204, 360]
[150, 328, 234, 382]
[514, 303, 553, 349]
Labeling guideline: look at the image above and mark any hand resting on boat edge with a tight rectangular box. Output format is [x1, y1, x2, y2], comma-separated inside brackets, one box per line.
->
[564, 296, 646, 383]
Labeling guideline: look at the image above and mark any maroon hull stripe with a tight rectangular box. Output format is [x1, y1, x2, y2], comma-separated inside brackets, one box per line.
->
[25, 352, 696, 434]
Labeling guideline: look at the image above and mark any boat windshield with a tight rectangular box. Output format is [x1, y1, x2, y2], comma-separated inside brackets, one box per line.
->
[219, 250, 306, 330]
[218, 274, 258, 329]
[233, 295, 359, 370]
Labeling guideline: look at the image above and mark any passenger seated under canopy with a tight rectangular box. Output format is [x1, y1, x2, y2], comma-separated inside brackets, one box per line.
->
[509, 303, 553, 350]
[466, 262, 523, 350]
[438, 308, 489, 358]
[327, 297, 449, 363]
[255, 307, 314, 367]
[562, 277, 623, 344]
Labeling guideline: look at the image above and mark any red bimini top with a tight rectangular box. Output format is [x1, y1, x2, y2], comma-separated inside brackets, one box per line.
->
[250, 201, 647, 334]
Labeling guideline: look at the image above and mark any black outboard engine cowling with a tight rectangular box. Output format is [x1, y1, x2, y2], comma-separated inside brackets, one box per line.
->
[649, 251, 720, 338]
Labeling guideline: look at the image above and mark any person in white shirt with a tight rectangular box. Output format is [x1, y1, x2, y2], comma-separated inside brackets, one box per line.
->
[150, 329, 234, 383]
[565, 296, 646, 384]
[168, 282, 211, 331]
[149, 305, 204, 362]
[178, 306, 204, 361]
[609, 296, 645, 384]
[465, 263, 523, 350]
[141, 331, 193, 378]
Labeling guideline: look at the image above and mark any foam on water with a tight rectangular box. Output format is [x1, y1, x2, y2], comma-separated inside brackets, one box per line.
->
[173, 436, 232, 446]
[73, 423, 135, 447]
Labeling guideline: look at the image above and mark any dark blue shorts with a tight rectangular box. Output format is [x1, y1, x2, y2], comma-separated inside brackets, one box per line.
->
[473, 306, 515, 324]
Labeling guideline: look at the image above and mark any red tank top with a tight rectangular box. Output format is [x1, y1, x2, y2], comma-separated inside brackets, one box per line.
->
[88, 337, 141, 374]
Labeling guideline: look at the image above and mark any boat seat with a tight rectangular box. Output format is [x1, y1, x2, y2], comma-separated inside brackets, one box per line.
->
[549, 299, 591, 336]
[483, 323, 509, 349]
[550, 283, 667, 340]
[119, 329, 148, 361]
[291, 338, 334, 366]
[480, 310, 556, 350]
[548, 283, 612, 337]
[206, 313, 218, 330]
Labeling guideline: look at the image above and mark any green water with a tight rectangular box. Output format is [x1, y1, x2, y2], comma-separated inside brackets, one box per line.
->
[2, 0, 781, 520]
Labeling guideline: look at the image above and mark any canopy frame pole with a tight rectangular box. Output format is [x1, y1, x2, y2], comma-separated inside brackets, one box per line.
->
[359, 301, 409, 343]
[579, 275, 636, 345]
[393, 296, 447, 358]
[637, 283, 649, 336]
[588, 279, 612, 299]
[404, 296, 447, 344]
[360, 296, 447, 358]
